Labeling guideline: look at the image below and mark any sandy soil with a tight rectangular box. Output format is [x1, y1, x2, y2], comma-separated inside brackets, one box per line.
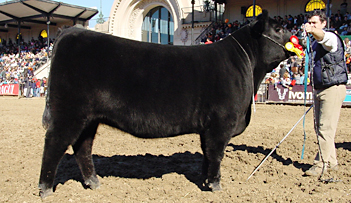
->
[0, 97, 350, 202]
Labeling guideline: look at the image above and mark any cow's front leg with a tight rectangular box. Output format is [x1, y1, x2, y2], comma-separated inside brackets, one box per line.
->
[72, 122, 100, 190]
[200, 128, 231, 191]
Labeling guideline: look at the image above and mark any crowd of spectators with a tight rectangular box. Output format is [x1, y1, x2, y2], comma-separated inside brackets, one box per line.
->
[201, 10, 351, 44]
[0, 37, 53, 97]
[265, 55, 310, 88]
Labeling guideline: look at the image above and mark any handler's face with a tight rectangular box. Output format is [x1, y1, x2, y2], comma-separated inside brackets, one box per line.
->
[308, 16, 326, 29]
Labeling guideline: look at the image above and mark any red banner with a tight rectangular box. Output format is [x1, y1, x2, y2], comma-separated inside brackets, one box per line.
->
[0, 84, 19, 96]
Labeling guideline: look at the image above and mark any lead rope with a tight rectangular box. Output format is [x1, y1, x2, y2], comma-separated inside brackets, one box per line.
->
[301, 34, 311, 160]
[229, 34, 256, 113]
[261, 33, 287, 50]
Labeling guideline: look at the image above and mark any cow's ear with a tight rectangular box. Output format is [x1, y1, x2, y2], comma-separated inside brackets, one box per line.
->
[250, 10, 269, 37]
[257, 10, 269, 21]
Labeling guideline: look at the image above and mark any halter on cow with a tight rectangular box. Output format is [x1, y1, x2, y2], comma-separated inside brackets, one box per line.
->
[39, 10, 293, 198]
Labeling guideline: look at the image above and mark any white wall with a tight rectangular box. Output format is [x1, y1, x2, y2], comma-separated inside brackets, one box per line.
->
[108, 0, 210, 45]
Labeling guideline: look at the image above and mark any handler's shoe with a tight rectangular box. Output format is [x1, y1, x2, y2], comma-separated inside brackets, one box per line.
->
[304, 165, 327, 176]
[328, 164, 339, 172]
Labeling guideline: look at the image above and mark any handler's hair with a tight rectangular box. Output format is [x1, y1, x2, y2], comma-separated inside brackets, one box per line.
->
[308, 10, 327, 23]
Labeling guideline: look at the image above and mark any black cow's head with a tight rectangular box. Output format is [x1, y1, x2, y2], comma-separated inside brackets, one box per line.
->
[250, 10, 293, 72]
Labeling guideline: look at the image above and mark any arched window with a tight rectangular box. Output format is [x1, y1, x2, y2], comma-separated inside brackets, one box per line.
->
[245, 5, 262, 18]
[305, 0, 326, 12]
[142, 6, 174, 45]
[40, 30, 48, 38]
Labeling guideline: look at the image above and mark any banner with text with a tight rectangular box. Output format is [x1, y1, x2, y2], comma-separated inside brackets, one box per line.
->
[267, 85, 351, 105]
[0, 84, 19, 96]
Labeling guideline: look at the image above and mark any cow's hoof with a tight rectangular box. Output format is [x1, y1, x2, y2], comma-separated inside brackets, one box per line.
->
[208, 182, 222, 192]
[39, 188, 53, 199]
[84, 176, 100, 190]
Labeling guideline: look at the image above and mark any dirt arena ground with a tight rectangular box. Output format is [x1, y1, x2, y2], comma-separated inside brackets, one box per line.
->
[0, 97, 350, 202]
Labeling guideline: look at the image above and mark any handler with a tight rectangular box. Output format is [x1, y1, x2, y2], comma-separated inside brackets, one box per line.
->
[304, 10, 348, 176]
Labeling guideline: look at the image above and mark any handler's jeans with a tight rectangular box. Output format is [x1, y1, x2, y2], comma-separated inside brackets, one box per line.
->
[313, 84, 346, 167]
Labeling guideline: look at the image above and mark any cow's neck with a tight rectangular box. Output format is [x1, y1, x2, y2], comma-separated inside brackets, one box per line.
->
[228, 26, 266, 95]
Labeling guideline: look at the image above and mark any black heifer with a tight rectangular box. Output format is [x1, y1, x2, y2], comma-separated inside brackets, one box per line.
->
[39, 10, 293, 198]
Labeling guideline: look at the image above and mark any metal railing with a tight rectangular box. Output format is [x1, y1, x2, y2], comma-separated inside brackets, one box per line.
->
[256, 82, 268, 103]
[194, 21, 214, 45]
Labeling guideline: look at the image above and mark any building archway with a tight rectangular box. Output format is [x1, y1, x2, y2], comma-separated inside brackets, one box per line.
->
[109, 0, 181, 43]
[142, 6, 174, 44]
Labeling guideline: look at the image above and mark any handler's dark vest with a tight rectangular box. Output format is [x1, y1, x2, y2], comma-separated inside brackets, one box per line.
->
[312, 32, 348, 89]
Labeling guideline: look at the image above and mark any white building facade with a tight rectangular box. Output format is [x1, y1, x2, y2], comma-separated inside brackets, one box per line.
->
[102, 0, 346, 46]
[106, 0, 219, 45]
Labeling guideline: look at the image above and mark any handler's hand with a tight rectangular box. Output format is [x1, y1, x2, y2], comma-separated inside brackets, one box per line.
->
[304, 23, 313, 34]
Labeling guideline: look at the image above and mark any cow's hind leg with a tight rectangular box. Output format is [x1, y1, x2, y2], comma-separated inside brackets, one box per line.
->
[39, 119, 87, 198]
[200, 127, 231, 191]
[72, 121, 100, 190]
[39, 130, 79, 198]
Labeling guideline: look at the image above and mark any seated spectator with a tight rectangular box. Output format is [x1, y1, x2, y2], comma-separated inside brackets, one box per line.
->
[344, 38, 351, 54]
[341, 27, 348, 35]
[279, 64, 289, 81]
[293, 73, 301, 85]
[281, 72, 291, 88]
[225, 23, 233, 35]
[299, 72, 311, 85]
[333, 16, 343, 29]
[205, 37, 213, 44]
[328, 25, 336, 33]
[214, 34, 221, 42]
[339, 22, 348, 30]
[265, 72, 279, 88]
[265, 72, 277, 84]
[290, 25, 298, 35]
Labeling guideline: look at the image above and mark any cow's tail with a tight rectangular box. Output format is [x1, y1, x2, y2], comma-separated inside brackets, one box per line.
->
[42, 93, 51, 130]
[41, 25, 73, 130]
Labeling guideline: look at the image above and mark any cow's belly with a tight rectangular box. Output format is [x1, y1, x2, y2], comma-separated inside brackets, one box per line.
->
[88, 93, 201, 138]
[101, 110, 200, 138]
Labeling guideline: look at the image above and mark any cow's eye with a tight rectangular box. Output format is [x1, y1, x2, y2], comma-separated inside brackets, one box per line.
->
[275, 28, 281, 32]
